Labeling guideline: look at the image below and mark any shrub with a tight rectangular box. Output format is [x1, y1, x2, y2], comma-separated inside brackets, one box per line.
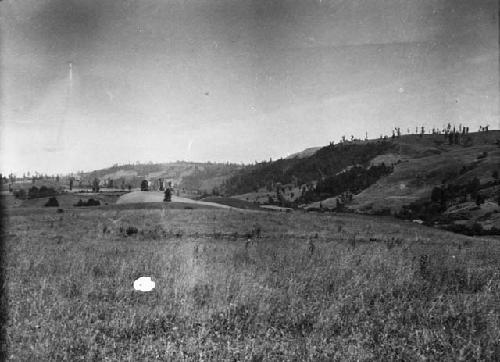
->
[45, 197, 59, 207]
[87, 198, 101, 206]
[13, 189, 26, 199]
[74, 198, 101, 207]
[126, 226, 139, 236]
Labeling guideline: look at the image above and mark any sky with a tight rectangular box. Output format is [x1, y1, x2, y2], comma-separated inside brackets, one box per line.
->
[1, 0, 498, 175]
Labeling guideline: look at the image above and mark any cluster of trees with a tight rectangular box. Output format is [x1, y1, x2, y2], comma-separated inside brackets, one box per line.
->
[428, 177, 486, 211]
[376, 123, 479, 140]
[397, 175, 500, 231]
[263, 163, 394, 208]
[222, 140, 394, 196]
[298, 164, 394, 205]
[14, 186, 58, 199]
[314, 164, 393, 198]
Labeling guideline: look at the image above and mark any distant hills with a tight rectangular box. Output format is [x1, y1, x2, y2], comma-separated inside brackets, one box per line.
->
[81, 161, 242, 193]
[75, 130, 500, 235]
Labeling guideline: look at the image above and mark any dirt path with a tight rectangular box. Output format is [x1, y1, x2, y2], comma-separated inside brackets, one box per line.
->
[116, 191, 233, 209]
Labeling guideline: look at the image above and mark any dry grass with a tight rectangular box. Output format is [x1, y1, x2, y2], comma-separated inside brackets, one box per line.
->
[5, 208, 500, 360]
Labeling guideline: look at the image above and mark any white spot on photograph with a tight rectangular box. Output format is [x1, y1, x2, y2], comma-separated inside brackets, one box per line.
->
[134, 277, 155, 292]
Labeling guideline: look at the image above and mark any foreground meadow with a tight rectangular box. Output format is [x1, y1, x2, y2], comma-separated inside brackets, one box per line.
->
[5, 207, 500, 360]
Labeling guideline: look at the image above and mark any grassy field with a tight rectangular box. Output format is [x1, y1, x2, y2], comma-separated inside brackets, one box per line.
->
[4, 206, 500, 360]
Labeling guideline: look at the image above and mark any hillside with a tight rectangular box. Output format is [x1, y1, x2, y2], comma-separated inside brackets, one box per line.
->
[352, 134, 500, 213]
[222, 139, 395, 195]
[81, 161, 242, 193]
[225, 130, 500, 235]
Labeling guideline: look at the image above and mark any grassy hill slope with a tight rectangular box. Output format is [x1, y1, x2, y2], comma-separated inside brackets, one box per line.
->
[225, 130, 500, 234]
[352, 133, 500, 213]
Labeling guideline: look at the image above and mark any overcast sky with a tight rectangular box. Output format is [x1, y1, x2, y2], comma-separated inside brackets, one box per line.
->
[1, 0, 498, 175]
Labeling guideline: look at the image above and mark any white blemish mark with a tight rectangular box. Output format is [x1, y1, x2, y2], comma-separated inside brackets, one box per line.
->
[134, 277, 155, 292]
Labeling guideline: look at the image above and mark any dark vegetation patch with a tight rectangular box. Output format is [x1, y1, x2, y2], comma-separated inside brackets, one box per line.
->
[44, 197, 59, 207]
[299, 163, 394, 204]
[396, 176, 500, 235]
[74, 198, 101, 207]
[125, 226, 139, 236]
[222, 140, 394, 195]
[14, 186, 58, 199]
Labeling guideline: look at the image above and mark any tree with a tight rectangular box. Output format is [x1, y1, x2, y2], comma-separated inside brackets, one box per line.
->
[140, 180, 149, 191]
[164, 187, 171, 202]
[69, 178, 74, 191]
[431, 187, 442, 203]
[92, 178, 100, 193]
[468, 177, 480, 197]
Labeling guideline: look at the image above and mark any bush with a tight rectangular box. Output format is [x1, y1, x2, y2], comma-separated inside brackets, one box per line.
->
[13, 189, 26, 199]
[126, 226, 138, 236]
[45, 197, 59, 207]
[87, 198, 101, 206]
[74, 198, 101, 207]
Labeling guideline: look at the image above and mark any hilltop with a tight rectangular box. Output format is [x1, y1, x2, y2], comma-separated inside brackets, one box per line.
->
[285, 146, 322, 159]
